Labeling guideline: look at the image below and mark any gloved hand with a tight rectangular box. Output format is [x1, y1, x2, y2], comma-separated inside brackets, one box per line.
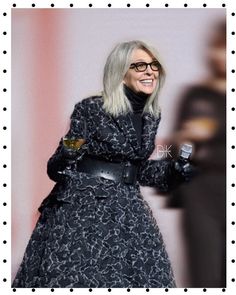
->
[47, 140, 87, 182]
[60, 143, 87, 172]
[174, 159, 196, 182]
[61, 145, 80, 159]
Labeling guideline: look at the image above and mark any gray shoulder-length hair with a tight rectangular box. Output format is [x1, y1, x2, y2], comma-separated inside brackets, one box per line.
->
[102, 40, 166, 118]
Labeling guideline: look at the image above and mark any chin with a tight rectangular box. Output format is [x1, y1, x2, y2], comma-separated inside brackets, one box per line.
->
[140, 88, 154, 95]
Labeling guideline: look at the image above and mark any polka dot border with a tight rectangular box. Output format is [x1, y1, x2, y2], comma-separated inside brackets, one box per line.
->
[0, 1, 235, 294]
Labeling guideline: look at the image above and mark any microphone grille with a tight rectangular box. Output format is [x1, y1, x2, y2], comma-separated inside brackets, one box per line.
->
[180, 143, 193, 160]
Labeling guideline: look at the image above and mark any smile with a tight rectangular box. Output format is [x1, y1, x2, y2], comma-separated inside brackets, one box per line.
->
[139, 79, 153, 86]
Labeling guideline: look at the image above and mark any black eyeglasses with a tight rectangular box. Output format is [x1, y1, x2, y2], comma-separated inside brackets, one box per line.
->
[129, 61, 160, 72]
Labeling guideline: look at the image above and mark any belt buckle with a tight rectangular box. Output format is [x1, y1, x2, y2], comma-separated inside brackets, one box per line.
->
[122, 161, 137, 184]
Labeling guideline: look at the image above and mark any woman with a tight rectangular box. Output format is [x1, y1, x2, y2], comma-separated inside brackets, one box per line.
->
[169, 21, 226, 287]
[12, 40, 192, 288]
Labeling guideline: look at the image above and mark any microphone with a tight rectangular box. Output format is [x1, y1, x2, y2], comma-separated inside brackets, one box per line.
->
[174, 143, 194, 182]
[179, 143, 193, 162]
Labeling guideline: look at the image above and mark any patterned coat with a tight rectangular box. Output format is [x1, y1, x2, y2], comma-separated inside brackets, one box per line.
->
[12, 96, 181, 288]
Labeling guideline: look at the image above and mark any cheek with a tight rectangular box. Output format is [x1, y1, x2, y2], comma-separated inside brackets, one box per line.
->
[154, 72, 159, 79]
[124, 73, 140, 86]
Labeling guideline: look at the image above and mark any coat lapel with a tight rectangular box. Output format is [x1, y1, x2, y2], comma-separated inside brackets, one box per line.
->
[111, 112, 160, 157]
[96, 97, 160, 158]
[141, 113, 161, 157]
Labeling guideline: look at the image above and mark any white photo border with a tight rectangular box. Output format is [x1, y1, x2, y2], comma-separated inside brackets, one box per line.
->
[0, 0, 235, 294]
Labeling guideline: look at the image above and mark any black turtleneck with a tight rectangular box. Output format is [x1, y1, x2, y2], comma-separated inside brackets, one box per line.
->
[124, 84, 149, 146]
[124, 84, 148, 114]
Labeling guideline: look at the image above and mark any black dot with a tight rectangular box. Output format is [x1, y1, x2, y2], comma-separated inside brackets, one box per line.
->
[127, 4, 130, 7]
[184, 4, 188, 7]
[3, 69, 7, 73]
[232, 107, 235, 111]
[222, 288, 226, 292]
[232, 145, 235, 149]
[3, 107, 7, 111]
[3, 202, 7, 206]
[3, 259, 7, 263]
[165, 288, 169, 292]
[232, 221, 235, 225]
[232, 88, 235, 92]
[203, 288, 207, 292]
[32, 4, 35, 7]
[3, 88, 7, 92]
[232, 164, 235, 168]
[232, 240, 235, 244]
[51, 289, 54, 292]
[3, 12, 7, 16]
[108, 289, 111, 292]
[3, 31, 7, 35]
[165, 4, 169, 7]
[232, 278, 235, 282]
[232, 203, 235, 206]
[32, 289, 35, 292]
[51, 4, 54, 7]
[146, 4, 150, 7]
[70, 4, 73, 7]
[3, 50, 7, 54]
[89, 3, 93, 7]
[146, 289, 149, 292]
[222, 4, 226, 7]
[232, 32, 235, 35]
[13, 3, 16, 7]
[232, 12, 235, 16]
[108, 4, 112, 7]
[3, 278, 7, 282]
[3, 126, 7, 130]
[232, 50, 235, 54]
[70, 289, 73, 292]
[3, 145, 7, 149]
[184, 289, 188, 292]
[13, 288, 16, 292]
[89, 289, 93, 292]
[127, 289, 130, 292]
[3, 240, 7, 244]
[3, 221, 7, 225]
[232, 259, 235, 263]
[232, 126, 235, 130]
[203, 4, 207, 7]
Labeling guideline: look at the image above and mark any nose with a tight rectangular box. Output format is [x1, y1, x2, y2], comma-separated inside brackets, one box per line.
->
[145, 64, 153, 74]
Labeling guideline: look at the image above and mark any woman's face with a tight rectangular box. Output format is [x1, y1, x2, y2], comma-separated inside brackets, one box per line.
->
[123, 48, 159, 95]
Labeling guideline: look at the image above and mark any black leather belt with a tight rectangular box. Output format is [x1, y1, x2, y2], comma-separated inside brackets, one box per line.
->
[76, 155, 140, 185]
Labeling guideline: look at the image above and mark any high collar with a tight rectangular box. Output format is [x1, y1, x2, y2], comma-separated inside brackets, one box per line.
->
[124, 84, 149, 114]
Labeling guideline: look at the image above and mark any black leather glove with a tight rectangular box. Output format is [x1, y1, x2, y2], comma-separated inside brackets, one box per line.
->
[58, 143, 88, 173]
[47, 140, 87, 182]
[174, 159, 196, 182]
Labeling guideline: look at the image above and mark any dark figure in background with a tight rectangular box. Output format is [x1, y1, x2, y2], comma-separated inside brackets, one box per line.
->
[12, 40, 193, 288]
[170, 21, 226, 287]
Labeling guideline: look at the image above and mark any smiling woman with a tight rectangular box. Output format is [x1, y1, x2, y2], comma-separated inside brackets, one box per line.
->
[124, 49, 159, 95]
[12, 40, 193, 288]
[102, 40, 165, 118]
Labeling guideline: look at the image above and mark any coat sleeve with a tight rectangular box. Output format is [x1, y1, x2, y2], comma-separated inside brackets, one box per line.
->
[47, 100, 88, 182]
[137, 158, 188, 193]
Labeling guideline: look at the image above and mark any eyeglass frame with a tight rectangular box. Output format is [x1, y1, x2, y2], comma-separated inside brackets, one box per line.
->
[129, 60, 160, 72]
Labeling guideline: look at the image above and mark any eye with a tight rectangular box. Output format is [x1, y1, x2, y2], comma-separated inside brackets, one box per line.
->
[151, 61, 160, 70]
[135, 62, 147, 70]
[136, 62, 146, 66]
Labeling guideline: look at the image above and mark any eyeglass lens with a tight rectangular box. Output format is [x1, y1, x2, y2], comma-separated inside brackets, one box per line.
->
[130, 61, 159, 72]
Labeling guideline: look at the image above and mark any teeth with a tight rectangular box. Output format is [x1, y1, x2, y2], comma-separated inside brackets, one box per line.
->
[140, 79, 152, 83]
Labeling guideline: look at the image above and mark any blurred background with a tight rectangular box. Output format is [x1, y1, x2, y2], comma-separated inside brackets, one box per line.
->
[12, 8, 226, 287]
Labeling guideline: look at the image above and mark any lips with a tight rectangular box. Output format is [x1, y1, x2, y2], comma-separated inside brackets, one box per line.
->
[139, 79, 153, 86]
